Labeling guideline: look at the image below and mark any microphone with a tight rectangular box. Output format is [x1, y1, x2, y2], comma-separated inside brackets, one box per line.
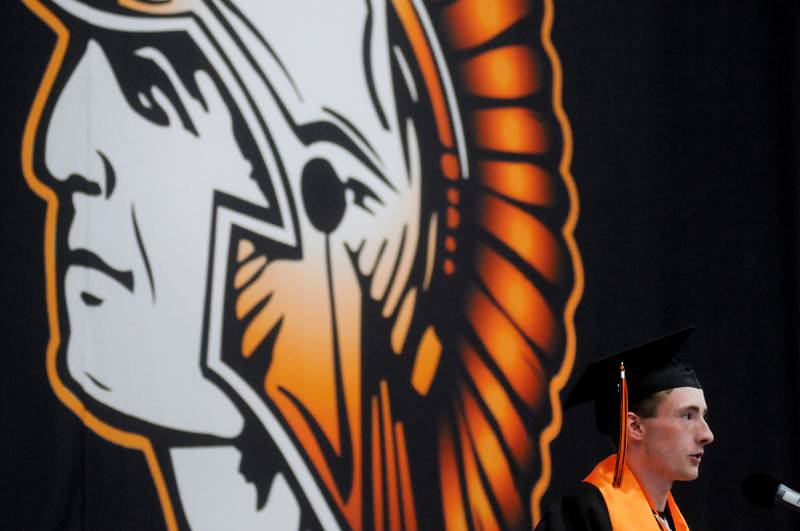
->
[743, 473, 800, 514]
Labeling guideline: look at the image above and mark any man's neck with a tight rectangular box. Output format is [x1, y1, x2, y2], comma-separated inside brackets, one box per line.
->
[626, 453, 673, 512]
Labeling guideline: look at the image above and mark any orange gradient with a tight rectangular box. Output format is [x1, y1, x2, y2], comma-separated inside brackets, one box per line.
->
[465, 294, 545, 410]
[236, 267, 268, 317]
[439, 423, 469, 531]
[265, 327, 365, 527]
[380, 382, 401, 531]
[456, 410, 501, 531]
[462, 45, 540, 99]
[478, 194, 562, 285]
[474, 107, 549, 154]
[240, 297, 281, 357]
[233, 254, 267, 290]
[460, 383, 523, 527]
[446, 188, 460, 205]
[475, 242, 558, 355]
[440, 152, 460, 180]
[443, 0, 529, 51]
[371, 397, 385, 531]
[394, 422, 419, 531]
[478, 160, 553, 207]
[390, 288, 417, 355]
[410, 326, 442, 396]
[461, 344, 529, 468]
[446, 207, 460, 229]
[237, 238, 255, 262]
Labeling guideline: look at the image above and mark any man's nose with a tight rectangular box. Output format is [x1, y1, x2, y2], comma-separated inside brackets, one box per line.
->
[698, 418, 714, 445]
[43, 41, 115, 198]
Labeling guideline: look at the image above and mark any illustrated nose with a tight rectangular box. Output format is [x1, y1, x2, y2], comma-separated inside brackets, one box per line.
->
[43, 41, 116, 199]
[48, 151, 116, 200]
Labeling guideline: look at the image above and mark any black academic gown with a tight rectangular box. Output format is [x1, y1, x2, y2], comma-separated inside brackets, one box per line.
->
[535, 455, 685, 531]
[534, 483, 613, 531]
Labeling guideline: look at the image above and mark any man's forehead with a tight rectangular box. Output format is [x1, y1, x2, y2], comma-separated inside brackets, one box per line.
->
[661, 386, 708, 411]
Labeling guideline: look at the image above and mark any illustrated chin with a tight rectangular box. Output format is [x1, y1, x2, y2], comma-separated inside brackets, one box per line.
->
[54, 339, 126, 429]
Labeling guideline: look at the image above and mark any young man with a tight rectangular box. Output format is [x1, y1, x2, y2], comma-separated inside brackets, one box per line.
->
[536, 328, 714, 531]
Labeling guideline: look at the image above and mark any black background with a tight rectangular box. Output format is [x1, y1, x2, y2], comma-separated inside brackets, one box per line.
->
[547, 2, 800, 530]
[1, 1, 798, 529]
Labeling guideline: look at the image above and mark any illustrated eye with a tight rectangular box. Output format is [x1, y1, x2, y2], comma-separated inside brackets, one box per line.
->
[132, 84, 172, 127]
[99, 37, 201, 135]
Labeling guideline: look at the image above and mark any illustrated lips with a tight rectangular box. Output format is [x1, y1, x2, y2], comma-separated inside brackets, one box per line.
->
[67, 248, 134, 293]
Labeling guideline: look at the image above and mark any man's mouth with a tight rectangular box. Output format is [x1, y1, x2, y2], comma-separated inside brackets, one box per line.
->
[689, 453, 703, 465]
[67, 248, 134, 293]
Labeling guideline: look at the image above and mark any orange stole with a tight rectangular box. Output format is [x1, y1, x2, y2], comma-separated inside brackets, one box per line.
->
[584, 455, 689, 531]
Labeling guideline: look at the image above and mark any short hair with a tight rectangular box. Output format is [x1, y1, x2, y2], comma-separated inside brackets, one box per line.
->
[631, 388, 674, 419]
[609, 388, 674, 447]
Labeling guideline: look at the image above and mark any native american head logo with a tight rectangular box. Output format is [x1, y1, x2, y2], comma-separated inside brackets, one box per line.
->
[22, 0, 582, 528]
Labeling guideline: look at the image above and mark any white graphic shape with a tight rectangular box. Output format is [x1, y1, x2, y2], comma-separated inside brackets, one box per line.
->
[171, 447, 301, 531]
[46, 40, 268, 437]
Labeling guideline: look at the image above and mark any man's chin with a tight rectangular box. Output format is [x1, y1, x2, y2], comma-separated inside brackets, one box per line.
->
[678, 467, 701, 481]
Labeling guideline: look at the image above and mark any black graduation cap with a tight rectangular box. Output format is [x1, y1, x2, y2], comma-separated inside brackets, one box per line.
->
[564, 327, 701, 486]
[566, 326, 701, 433]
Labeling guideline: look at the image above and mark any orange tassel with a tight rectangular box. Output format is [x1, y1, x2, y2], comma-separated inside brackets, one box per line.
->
[613, 362, 628, 488]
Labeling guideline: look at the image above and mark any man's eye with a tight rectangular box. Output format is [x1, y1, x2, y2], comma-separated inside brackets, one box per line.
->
[682, 412, 693, 420]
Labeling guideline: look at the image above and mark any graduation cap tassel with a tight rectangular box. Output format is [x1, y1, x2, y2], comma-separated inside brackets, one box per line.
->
[613, 361, 628, 488]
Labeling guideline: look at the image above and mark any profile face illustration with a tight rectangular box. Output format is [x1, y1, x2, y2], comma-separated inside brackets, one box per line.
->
[24, 0, 581, 529]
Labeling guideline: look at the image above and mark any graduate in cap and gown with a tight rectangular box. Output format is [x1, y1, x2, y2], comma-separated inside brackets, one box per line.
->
[536, 328, 715, 531]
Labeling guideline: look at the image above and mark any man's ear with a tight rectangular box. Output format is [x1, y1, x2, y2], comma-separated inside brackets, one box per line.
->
[627, 411, 645, 442]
